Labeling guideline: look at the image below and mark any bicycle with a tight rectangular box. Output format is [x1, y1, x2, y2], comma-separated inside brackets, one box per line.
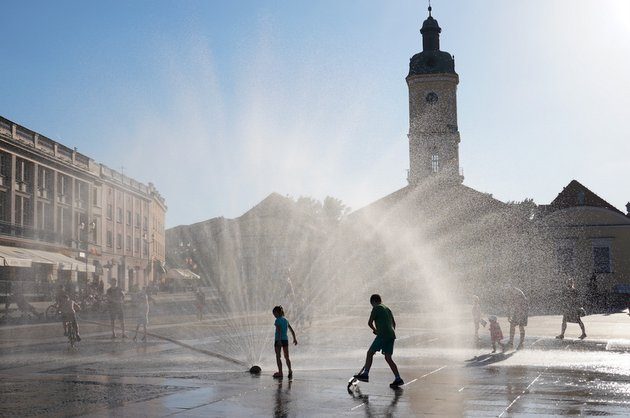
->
[45, 303, 61, 320]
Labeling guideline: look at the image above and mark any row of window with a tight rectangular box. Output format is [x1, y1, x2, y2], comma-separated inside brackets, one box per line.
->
[105, 230, 149, 255]
[557, 244, 613, 274]
[106, 204, 148, 229]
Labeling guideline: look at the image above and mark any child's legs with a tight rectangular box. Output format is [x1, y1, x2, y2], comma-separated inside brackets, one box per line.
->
[474, 321, 479, 337]
[560, 316, 567, 335]
[275, 343, 283, 373]
[282, 345, 292, 372]
[362, 350, 376, 372]
[509, 323, 516, 344]
[384, 354, 399, 377]
[577, 317, 586, 333]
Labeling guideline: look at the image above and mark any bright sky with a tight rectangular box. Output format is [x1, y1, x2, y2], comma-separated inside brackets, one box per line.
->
[1, 1, 629, 227]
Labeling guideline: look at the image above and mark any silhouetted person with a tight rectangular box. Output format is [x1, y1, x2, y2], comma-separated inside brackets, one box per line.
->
[272, 305, 297, 379]
[59, 293, 81, 341]
[353, 294, 403, 388]
[556, 278, 587, 340]
[107, 279, 126, 338]
[133, 287, 152, 342]
[194, 288, 206, 321]
[506, 286, 528, 350]
[488, 315, 505, 353]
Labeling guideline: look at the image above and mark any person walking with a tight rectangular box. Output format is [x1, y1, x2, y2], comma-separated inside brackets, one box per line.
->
[556, 278, 587, 340]
[506, 285, 528, 350]
[194, 288, 206, 321]
[106, 279, 126, 338]
[353, 294, 404, 388]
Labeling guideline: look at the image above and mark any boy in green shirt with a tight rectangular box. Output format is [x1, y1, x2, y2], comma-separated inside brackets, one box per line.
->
[354, 294, 404, 387]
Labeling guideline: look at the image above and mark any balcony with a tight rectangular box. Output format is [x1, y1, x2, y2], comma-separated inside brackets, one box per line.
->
[0, 220, 62, 245]
[37, 188, 49, 199]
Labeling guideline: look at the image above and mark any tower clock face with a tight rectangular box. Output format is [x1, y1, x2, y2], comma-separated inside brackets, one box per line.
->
[426, 92, 438, 104]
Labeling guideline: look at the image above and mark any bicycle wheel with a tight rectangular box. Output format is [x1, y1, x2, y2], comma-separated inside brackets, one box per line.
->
[68, 324, 77, 347]
[45, 304, 59, 319]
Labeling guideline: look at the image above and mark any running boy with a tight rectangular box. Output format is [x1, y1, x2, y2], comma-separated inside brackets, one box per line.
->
[272, 305, 297, 379]
[354, 294, 403, 388]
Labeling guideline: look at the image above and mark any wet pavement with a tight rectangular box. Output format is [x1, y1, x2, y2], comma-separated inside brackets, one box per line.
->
[1, 307, 629, 417]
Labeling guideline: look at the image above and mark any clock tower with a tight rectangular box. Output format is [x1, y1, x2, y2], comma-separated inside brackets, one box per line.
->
[407, 7, 463, 186]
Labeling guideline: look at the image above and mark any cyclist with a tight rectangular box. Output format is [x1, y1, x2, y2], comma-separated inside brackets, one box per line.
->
[59, 293, 81, 342]
[54, 285, 69, 335]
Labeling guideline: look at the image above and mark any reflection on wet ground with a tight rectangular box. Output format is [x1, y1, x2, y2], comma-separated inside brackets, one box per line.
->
[0, 312, 629, 416]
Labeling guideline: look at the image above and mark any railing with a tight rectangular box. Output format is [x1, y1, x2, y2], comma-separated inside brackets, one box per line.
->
[0, 220, 63, 245]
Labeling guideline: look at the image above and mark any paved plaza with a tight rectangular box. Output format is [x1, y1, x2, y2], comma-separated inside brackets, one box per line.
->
[1, 300, 629, 417]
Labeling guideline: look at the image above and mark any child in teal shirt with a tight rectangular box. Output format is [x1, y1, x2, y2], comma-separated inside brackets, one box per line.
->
[272, 305, 297, 379]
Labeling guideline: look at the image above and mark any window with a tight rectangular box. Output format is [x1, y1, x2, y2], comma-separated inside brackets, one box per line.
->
[135, 237, 140, 253]
[91, 221, 98, 242]
[135, 213, 140, 228]
[116, 233, 122, 249]
[593, 245, 611, 273]
[0, 152, 10, 179]
[127, 210, 132, 226]
[126, 235, 132, 252]
[557, 246, 575, 274]
[93, 187, 100, 206]
[107, 230, 113, 247]
[38, 167, 51, 192]
[107, 204, 113, 219]
[143, 216, 148, 230]
[58, 174, 68, 196]
[117, 207, 123, 223]
[431, 154, 439, 173]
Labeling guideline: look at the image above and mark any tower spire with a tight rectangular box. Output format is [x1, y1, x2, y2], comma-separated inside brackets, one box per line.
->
[428, 1, 432, 17]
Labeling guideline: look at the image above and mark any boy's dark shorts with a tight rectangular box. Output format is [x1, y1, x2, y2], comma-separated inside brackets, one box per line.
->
[109, 305, 124, 320]
[275, 340, 289, 348]
[369, 336, 395, 355]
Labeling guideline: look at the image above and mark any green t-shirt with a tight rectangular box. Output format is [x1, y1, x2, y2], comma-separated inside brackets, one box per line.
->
[371, 304, 396, 340]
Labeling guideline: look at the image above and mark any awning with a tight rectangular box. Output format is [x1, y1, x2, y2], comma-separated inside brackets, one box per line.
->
[0, 247, 32, 267]
[0, 245, 95, 272]
[166, 268, 200, 281]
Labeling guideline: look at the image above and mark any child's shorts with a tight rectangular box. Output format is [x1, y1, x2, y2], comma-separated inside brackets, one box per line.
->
[275, 340, 289, 348]
[369, 336, 395, 355]
[136, 313, 148, 326]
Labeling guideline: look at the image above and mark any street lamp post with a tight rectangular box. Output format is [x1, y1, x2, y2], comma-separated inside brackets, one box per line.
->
[143, 232, 155, 291]
[79, 220, 96, 292]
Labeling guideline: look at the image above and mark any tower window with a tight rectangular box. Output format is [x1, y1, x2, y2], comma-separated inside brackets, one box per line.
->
[431, 154, 440, 173]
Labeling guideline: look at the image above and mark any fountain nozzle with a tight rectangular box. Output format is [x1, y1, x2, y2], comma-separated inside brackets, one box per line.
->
[249, 365, 262, 375]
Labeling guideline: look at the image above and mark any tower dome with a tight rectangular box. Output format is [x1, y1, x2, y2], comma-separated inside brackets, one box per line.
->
[408, 7, 456, 76]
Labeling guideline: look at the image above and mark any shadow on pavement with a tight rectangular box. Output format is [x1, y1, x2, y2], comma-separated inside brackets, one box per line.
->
[465, 352, 515, 367]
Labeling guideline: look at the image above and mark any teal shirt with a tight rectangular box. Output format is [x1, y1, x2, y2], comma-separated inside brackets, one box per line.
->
[371, 304, 396, 340]
[274, 316, 289, 341]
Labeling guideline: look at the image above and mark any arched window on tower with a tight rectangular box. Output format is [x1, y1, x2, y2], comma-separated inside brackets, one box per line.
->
[431, 154, 440, 173]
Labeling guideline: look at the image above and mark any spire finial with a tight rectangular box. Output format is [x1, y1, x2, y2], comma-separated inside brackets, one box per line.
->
[428, 0, 432, 17]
